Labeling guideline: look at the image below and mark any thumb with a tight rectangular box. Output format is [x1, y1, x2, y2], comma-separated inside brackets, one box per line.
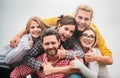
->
[89, 47, 93, 53]
[60, 45, 65, 50]
[44, 59, 48, 65]
[73, 55, 77, 60]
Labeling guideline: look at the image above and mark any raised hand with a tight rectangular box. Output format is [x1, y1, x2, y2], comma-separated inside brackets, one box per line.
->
[42, 59, 55, 75]
[57, 45, 66, 59]
[28, 37, 33, 48]
[10, 36, 20, 48]
[70, 55, 83, 69]
[85, 48, 98, 62]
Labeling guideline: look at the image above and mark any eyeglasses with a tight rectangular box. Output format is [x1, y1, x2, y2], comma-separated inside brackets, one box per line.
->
[82, 33, 95, 40]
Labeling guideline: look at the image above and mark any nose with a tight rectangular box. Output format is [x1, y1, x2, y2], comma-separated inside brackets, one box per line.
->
[80, 19, 85, 24]
[65, 31, 71, 37]
[34, 27, 38, 31]
[48, 44, 53, 49]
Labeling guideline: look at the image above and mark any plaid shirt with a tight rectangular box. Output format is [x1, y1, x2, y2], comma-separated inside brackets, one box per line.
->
[11, 53, 70, 78]
[23, 28, 85, 71]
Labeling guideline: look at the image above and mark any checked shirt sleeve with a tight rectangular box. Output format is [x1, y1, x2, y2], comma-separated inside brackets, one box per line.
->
[65, 37, 85, 59]
[23, 39, 44, 71]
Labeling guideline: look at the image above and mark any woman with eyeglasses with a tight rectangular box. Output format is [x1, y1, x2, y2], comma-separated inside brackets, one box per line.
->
[69, 27, 110, 78]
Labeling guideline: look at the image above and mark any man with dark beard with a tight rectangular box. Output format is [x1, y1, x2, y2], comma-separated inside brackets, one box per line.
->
[10, 28, 82, 78]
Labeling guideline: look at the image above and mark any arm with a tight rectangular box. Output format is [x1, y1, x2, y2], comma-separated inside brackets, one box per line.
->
[10, 29, 26, 48]
[91, 23, 113, 64]
[70, 57, 98, 78]
[64, 37, 85, 59]
[85, 48, 112, 65]
[23, 39, 44, 71]
[43, 64, 80, 75]
[5, 34, 31, 64]
[43, 16, 59, 26]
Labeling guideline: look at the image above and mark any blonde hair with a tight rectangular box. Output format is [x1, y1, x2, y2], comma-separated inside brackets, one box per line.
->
[25, 16, 46, 33]
[74, 5, 94, 19]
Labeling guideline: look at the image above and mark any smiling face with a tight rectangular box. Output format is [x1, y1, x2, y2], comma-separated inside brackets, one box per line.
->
[75, 9, 92, 32]
[29, 20, 41, 39]
[57, 24, 75, 42]
[42, 35, 60, 56]
[80, 29, 96, 49]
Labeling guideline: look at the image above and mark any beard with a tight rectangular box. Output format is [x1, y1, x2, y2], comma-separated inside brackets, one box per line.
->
[45, 47, 58, 56]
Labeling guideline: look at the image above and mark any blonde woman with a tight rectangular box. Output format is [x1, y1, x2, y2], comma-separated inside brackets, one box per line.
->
[0, 16, 46, 78]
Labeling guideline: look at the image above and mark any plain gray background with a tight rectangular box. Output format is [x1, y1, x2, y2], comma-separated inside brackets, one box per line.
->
[0, 0, 120, 77]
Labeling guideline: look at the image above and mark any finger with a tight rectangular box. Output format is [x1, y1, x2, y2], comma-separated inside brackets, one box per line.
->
[60, 45, 64, 50]
[10, 41, 16, 48]
[44, 59, 48, 64]
[73, 55, 77, 59]
[28, 37, 30, 41]
[89, 47, 93, 52]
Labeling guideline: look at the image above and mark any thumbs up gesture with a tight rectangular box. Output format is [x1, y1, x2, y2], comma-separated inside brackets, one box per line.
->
[57, 45, 66, 59]
[43, 59, 54, 75]
[28, 37, 33, 48]
[70, 55, 83, 69]
[85, 48, 97, 62]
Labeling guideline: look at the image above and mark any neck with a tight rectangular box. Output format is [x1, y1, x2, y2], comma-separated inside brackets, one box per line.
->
[47, 54, 59, 64]
[83, 47, 89, 53]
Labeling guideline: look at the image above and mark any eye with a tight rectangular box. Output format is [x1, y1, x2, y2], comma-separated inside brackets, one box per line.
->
[64, 27, 69, 31]
[37, 25, 41, 28]
[82, 33, 88, 37]
[51, 42, 56, 45]
[31, 26, 35, 29]
[70, 30, 74, 34]
[90, 35, 95, 39]
[84, 18, 89, 21]
[45, 43, 49, 46]
[78, 16, 82, 20]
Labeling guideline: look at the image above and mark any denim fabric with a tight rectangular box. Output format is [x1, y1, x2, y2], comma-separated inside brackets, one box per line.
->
[68, 73, 82, 78]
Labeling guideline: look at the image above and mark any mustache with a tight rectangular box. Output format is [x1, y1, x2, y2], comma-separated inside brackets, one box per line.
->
[46, 47, 57, 51]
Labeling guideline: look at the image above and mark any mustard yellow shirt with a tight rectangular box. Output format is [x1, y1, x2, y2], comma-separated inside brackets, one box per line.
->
[43, 17, 112, 56]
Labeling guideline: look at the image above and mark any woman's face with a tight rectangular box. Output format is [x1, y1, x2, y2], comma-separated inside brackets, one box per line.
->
[57, 24, 75, 42]
[29, 20, 41, 39]
[80, 29, 95, 48]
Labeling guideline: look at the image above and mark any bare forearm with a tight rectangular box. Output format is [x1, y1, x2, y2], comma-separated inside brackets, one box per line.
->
[96, 56, 113, 65]
[50, 66, 79, 74]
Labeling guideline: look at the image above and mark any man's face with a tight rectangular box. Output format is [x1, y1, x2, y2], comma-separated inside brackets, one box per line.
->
[42, 35, 60, 56]
[75, 9, 92, 32]
[57, 25, 75, 42]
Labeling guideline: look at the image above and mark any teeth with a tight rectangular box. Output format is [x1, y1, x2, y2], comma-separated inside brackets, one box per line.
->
[84, 40, 91, 45]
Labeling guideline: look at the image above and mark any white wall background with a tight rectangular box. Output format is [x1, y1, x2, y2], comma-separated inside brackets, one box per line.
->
[0, 0, 120, 77]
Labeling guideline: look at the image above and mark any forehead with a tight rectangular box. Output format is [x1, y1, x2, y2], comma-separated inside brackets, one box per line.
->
[77, 10, 91, 18]
[30, 20, 39, 25]
[83, 30, 95, 35]
[43, 35, 58, 43]
[62, 25, 75, 31]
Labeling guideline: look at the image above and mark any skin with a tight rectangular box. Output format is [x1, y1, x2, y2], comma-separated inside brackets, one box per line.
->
[57, 24, 75, 42]
[28, 20, 41, 48]
[29, 20, 41, 40]
[75, 9, 113, 65]
[75, 9, 91, 32]
[80, 30, 95, 49]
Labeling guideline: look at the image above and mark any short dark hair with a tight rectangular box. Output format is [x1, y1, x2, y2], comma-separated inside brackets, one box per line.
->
[40, 28, 60, 43]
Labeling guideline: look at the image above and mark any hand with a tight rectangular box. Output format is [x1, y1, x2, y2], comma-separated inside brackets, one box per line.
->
[42, 59, 54, 75]
[10, 35, 20, 48]
[57, 46, 66, 59]
[70, 55, 83, 69]
[28, 37, 33, 48]
[85, 48, 97, 62]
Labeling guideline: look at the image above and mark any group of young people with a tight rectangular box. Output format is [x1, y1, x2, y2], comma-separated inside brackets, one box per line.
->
[0, 4, 113, 78]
